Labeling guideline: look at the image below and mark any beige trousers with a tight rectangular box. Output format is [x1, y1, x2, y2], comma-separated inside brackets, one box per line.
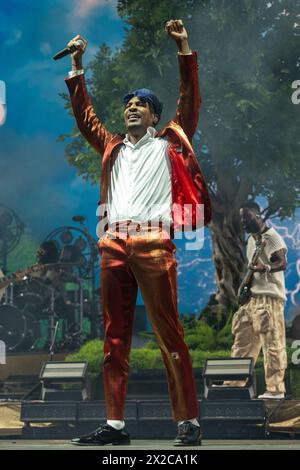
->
[229, 295, 287, 393]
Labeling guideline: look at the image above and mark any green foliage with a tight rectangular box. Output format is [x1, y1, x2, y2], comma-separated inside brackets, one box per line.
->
[65, 337, 265, 375]
[216, 320, 233, 350]
[190, 349, 231, 368]
[189, 0, 300, 219]
[289, 368, 300, 399]
[66, 337, 300, 395]
[181, 314, 234, 351]
[6, 228, 39, 273]
[66, 339, 104, 376]
[145, 340, 160, 350]
[130, 348, 164, 369]
[184, 322, 216, 351]
[286, 342, 300, 366]
[286, 341, 300, 398]
[142, 314, 234, 352]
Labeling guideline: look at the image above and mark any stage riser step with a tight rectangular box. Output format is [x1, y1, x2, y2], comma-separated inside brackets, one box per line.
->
[200, 400, 266, 422]
[21, 400, 266, 422]
[21, 421, 267, 440]
[201, 423, 266, 439]
[20, 399, 268, 440]
[22, 421, 176, 440]
[21, 401, 174, 422]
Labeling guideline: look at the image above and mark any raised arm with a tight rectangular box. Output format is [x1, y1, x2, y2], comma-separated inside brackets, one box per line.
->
[64, 35, 113, 156]
[165, 20, 201, 142]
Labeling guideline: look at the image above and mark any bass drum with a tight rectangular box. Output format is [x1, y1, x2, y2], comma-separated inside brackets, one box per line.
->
[0, 304, 39, 351]
[17, 277, 47, 308]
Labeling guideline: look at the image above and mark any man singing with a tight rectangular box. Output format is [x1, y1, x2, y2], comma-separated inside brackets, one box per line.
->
[65, 19, 211, 446]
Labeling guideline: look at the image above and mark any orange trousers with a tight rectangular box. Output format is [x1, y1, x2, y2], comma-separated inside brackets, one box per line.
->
[98, 227, 199, 421]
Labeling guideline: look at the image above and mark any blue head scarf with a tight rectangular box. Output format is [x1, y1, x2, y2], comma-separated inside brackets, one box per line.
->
[123, 88, 163, 118]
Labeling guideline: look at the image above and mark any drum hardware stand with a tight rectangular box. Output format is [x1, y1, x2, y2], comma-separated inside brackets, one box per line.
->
[63, 278, 85, 349]
[49, 320, 59, 362]
[49, 286, 57, 350]
[75, 277, 84, 344]
[72, 216, 100, 338]
[6, 282, 14, 305]
[21, 320, 60, 401]
[22, 287, 60, 400]
[4, 285, 8, 304]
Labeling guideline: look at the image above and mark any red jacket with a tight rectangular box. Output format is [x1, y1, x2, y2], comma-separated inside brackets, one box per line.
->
[65, 52, 212, 233]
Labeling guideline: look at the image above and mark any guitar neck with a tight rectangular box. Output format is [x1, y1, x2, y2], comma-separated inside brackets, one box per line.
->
[0, 263, 41, 290]
[238, 239, 266, 297]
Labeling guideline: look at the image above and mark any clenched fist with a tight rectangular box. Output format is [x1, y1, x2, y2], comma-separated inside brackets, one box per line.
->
[165, 19, 188, 42]
[165, 19, 191, 54]
[67, 35, 88, 70]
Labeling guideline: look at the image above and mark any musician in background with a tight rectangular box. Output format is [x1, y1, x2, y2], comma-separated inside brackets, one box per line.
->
[37, 241, 60, 265]
[230, 201, 288, 399]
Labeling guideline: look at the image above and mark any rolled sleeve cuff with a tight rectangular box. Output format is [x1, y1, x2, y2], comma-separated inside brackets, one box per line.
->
[68, 69, 84, 78]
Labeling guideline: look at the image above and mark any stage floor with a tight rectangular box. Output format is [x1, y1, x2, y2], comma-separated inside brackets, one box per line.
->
[0, 439, 300, 450]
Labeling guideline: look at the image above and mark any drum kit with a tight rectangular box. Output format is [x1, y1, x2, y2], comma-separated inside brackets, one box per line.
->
[0, 222, 101, 353]
[0, 262, 94, 352]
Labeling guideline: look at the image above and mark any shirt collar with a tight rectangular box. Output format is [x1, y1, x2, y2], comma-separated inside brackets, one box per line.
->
[123, 127, 158, 148]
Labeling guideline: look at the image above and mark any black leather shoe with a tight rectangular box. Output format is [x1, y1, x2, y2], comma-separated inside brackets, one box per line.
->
[174, 421, 202, 446]
[71, 424, 131, 446]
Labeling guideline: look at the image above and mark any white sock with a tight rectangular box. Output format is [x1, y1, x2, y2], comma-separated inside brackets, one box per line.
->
[178, 418, 200, 427]
[107, 420, 125, 430]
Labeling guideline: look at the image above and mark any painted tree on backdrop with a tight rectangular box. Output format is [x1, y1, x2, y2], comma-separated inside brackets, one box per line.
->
[60, 0, 300, 319]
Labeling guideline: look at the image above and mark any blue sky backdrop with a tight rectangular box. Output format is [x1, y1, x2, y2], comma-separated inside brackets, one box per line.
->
[0, 0, 299, 317]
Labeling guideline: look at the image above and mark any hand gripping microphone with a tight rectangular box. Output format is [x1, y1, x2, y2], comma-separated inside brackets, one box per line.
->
[53, 39, 84, 61]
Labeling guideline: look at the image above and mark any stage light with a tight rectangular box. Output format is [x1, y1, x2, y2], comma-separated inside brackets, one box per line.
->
[39, 361, 88, 401]
[203, 357, 256, 400]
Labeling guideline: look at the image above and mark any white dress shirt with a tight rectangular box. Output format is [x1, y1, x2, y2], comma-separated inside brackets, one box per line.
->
[107, 127, 172, 225]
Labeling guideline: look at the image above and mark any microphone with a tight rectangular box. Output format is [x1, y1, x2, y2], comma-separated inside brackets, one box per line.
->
[53, 40, 84, 61]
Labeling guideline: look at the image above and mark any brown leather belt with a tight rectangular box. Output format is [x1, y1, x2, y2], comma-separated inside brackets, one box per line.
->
[106, 220, 171, 238]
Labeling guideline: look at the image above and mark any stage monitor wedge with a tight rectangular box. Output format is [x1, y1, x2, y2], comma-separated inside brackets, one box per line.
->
[39, 361, 88, 401]
[203, 357, 256, 400]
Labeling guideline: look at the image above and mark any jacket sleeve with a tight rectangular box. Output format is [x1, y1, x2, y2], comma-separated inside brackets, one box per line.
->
[174, 52, 201, 143]
[65, 74, 113, 157]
